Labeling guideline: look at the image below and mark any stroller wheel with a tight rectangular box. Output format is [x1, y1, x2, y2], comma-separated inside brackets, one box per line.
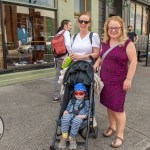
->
[93, 126, 98, 139]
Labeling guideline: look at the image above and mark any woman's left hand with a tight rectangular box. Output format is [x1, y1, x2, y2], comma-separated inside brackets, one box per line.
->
[123, 79, 132, 91]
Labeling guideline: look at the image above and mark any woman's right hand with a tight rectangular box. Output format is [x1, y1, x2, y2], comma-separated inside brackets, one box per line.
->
[93, 63, 99, 72]
[93, 57, 101, 72]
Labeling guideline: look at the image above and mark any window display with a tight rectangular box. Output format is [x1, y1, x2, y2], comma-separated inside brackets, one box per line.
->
[9, 0, 55, 8]
[135, 4, 142, 35]
[130, 3, 135, 28]
[130, 2, 149, 35]
[142, 7, 148, 35]
[3, 5, 56, 68]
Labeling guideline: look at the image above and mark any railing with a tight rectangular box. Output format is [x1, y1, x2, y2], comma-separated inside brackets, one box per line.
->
[146, 34, 150, 66]
[135, 35, 148, 62]
[135, 35, 150, 66]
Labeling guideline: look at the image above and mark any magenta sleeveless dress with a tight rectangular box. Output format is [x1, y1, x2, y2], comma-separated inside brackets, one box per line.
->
[100, 39, 131, 112]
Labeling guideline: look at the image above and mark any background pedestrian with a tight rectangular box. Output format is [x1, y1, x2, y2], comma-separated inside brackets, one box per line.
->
[127, 25, 138, 44]
[53, 19, 72, 102]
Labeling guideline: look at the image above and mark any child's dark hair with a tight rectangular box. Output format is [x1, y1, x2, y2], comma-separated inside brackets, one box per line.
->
[56, 19, 71, 33]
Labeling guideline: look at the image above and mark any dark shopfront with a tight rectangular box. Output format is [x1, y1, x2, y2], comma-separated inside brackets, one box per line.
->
[99, 0, 150, 65]
[0, 0, 57, 73]
[99, 0, 150, 36]
[130, 0, 150, 65]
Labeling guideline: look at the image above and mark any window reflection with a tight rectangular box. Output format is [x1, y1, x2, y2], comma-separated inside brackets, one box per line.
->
[74, 0, 86, 15]
[4, 5, 56, 68]
[10, 0, 55, 8]
[130, 3, 135, 28]
[130, 2, 148, 35]
[142, 7, 148, 35]
[135, 4, 142, 35]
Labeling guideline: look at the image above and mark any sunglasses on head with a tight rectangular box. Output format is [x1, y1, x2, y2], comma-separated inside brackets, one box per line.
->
[78, 20, 90, 24]
[74, 91, 85, 96]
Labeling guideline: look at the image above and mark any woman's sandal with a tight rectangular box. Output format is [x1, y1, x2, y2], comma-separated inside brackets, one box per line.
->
[111, 136, 124, 148]
[103, 127, 116, 137]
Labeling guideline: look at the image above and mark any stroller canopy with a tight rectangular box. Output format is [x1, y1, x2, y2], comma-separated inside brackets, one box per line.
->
[63, 60, 94, 86]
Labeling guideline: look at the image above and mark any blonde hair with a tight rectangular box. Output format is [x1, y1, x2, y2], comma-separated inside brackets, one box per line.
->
[103, 16, 128, 46]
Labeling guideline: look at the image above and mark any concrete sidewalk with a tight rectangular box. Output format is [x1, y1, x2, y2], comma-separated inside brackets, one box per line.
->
[0, 63, 150, 150]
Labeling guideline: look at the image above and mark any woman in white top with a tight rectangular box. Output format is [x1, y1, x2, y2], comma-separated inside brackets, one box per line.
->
[70, 12, 100, 62]
[69, 12, 100, 128]
[53, 20, 72, 102]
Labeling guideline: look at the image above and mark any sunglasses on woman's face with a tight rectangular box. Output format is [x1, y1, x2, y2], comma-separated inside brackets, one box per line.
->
[74, 91, 85, 96]
[78, 20, 90, 24]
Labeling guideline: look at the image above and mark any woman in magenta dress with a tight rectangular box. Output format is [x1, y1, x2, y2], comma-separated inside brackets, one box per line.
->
[94, 16, 137, 148]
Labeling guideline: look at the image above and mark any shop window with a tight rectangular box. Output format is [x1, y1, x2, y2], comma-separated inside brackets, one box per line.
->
[130, 2, 149, 35]
[135, 4, 142, 35]
[9, 0, 55, 8]
[130, 3, 135, 28]
[109, 0, 117, 7]
[142, 7, 148, 35]
[3, 4, 56, 68]
[74, 0, 87, 16]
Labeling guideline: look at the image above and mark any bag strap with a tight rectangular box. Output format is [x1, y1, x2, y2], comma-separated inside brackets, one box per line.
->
[89, 32, 93, 45]
[71, 98, 86, 115]
[72, 32, 93, 47]
[101, 42, 120, 60]
[56, 30, 65, 37]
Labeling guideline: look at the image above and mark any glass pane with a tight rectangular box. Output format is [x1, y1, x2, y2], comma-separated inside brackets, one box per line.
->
[9, 0, 55, 8]
[130, 3, 135, 27]
[74, 0, 84, 13]
[3, 4, 56, 69]
[142, 7, 148, 35]
[135, 4, 142, 35]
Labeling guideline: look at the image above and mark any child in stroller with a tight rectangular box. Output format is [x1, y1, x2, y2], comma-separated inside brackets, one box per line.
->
[58, 82, 90, 149]
[50, 60, 99, 150]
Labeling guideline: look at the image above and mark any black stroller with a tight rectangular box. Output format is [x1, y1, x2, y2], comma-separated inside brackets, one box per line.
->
[50, 60, 98, 150]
